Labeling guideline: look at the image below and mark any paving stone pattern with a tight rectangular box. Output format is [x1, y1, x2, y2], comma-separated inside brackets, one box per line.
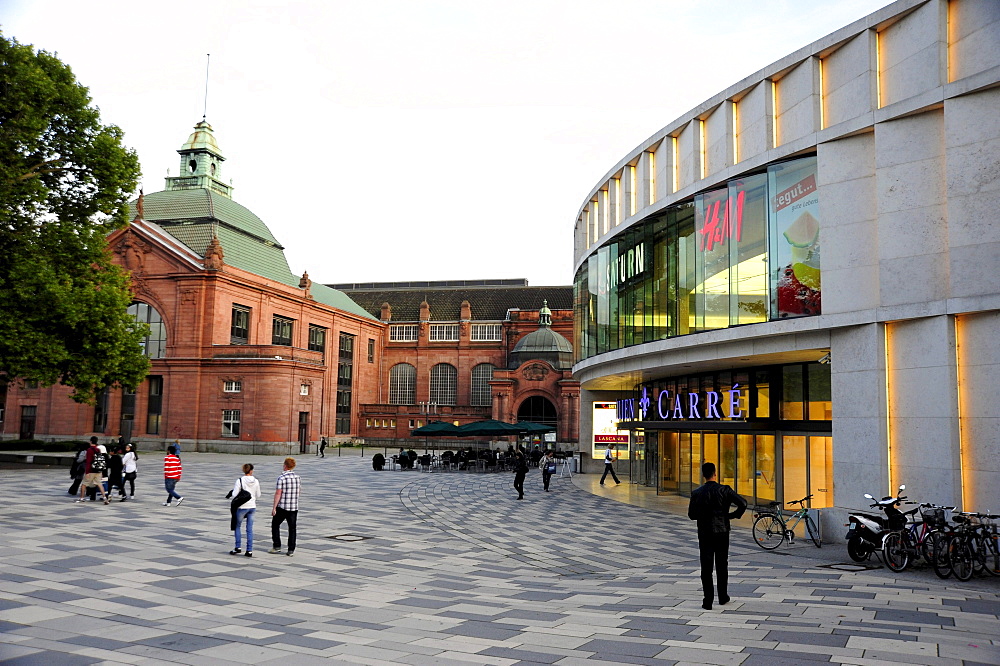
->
[0, 454, 997, 665]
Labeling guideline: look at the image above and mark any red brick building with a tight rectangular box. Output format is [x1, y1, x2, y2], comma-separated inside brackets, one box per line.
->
[0, 121, 384, 453]
[338, 282, 580, 446]
[0, 121, 580, 452]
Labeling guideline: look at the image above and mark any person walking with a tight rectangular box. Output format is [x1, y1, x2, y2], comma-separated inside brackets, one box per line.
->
[121, 443, 138, 500]
[162, 445, 184, 506]
[75, 436, 111, 505]
[68, 442, 87, 495]
[230, 463, 261, 557]
[512, 447, 528, 500]
[687, 461, 747, 610]
[269, 458, 300, 556]
[600, 443, 621, 486]
[541, 450, 557, 492]
[107, 446, 124, 499]
[319, 437, 328, 458]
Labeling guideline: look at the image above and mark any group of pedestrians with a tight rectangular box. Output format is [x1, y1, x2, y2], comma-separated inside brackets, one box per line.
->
[70, 436, 139, 504]
[512, 447, 561, 499]
[228, 457, 300, 558]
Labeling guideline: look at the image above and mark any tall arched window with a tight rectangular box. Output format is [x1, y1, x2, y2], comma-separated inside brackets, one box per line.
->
[471, 363, 495, 407]
[389, 363, 416, 405]
[127, 302, 166, 358]
[429, 363, 457, 405]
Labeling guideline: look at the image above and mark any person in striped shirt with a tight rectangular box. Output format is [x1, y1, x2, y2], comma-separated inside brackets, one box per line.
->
[162, 446, 184, 506]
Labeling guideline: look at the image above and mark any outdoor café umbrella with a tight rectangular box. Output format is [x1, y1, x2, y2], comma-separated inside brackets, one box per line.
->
[455, 419, 524, 437]
[410, 420, 461, 437]
[515, 421, 555, 435]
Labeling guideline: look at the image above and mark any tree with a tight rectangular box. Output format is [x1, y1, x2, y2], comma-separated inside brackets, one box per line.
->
[0, 33, 149, 403]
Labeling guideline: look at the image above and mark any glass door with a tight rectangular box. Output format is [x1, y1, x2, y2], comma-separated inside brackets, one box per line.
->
[659, 431, 678, 493]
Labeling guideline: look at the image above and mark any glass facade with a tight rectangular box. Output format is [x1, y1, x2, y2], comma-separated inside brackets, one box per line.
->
[574, 156, 821, 362]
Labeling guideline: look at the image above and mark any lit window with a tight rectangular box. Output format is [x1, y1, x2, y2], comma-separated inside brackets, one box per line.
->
[471, 323, 502, 341]
[222, 410, 241, 437]
[300, 384, 309, 396]
[429, 324, 459, 341]
[224, 380, 242, 393]
[390, 324, 418, 342]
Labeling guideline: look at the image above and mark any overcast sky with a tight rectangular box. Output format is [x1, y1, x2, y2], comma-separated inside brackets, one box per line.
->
[5, 0, 893, 287]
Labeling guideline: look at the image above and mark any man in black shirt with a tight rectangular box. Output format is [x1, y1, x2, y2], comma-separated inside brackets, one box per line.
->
[688, 462, 747, 610]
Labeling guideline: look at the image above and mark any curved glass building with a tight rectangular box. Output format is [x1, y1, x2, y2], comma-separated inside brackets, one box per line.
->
[571, 0, 1000, 533]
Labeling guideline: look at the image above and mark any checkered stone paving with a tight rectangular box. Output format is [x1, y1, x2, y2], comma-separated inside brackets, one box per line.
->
[0, 453, 997, 665]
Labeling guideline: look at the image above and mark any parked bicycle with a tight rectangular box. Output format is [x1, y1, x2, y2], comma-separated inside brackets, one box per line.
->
[752, 494, 821, 549]
[933, 511, 1000, 581]
[882, 502, 952, 572]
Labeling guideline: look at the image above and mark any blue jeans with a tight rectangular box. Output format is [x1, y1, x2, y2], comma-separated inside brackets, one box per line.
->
[164, 478, 181, 501]
[234, 508, 255, 551]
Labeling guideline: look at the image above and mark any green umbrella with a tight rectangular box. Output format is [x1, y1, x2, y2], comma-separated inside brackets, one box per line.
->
[410, 421, 461, 437]
[455, 419, 523, 437]
[515, 421, 555, 434]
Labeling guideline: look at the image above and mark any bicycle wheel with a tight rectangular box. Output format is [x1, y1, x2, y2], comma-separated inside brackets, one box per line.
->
[883, 532, 911, 572]
[921, 530, 945, 566]
[805, 516, 822, 548]
[932, 535, 953, 579]
[983, 532, 1000, 576]
[752, 514, 784, 550]
[950, 537, 974, 582]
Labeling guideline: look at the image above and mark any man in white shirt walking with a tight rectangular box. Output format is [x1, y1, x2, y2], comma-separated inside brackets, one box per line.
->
[600, 443, 621, 486]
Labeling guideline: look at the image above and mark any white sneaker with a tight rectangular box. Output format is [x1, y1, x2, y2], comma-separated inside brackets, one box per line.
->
[162, 501, 171, 506]
[175, 497, 185, 506]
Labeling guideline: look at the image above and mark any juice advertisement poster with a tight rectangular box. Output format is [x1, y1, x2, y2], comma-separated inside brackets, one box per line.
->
[769, 158, 821, 318]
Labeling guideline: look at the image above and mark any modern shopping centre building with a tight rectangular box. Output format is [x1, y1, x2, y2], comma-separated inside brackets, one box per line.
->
[571, 0, 1000, 533]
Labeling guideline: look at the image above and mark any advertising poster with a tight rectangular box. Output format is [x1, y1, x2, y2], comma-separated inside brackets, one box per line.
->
[769, 158, 821, 318]
[592, 401, 628, 459]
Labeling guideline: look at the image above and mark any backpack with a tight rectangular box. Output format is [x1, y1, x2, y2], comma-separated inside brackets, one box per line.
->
[91, 451, 107, 472]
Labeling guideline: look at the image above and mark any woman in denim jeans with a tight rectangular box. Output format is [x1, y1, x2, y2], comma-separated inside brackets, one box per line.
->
[230, 463, 261, 557]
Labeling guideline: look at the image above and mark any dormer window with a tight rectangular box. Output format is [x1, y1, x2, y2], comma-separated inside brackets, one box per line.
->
[188, 159, 197, 173]
[210, 162, 216, 176]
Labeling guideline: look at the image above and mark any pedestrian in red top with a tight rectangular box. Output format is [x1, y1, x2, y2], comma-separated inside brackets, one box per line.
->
[163, 445, 184, 506]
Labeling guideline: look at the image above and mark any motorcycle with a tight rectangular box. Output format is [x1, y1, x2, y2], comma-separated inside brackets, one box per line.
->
[845, 484, 907, 562]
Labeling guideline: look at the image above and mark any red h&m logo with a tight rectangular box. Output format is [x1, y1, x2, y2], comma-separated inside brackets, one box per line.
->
[698, 189, 745, 252]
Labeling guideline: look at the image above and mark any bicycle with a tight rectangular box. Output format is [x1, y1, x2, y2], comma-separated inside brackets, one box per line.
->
[752, 494, 821, 549]
[882, 502, 952, 573]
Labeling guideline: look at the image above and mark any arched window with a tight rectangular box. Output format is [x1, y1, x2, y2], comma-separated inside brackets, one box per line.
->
[429, 363, 457, 405]
[127, 302, 166, 358]
[471, 363, 495, 407]
[389, 363, 416, 405]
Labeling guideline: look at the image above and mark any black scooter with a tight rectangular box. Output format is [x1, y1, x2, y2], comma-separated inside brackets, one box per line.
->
[845, 484, 907, 562]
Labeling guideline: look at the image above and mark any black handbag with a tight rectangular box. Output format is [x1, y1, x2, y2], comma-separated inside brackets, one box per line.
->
[231, 478, 251, 510]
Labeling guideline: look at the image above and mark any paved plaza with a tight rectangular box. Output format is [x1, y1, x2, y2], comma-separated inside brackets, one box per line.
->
[0, 453, 998, 665]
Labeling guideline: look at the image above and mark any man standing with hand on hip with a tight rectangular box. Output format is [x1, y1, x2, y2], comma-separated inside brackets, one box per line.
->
[688, 462, 747, 610]
[269, 458, 300, 556]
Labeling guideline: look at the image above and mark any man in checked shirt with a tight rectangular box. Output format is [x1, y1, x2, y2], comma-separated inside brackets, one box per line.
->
[269, 457, 301, 556]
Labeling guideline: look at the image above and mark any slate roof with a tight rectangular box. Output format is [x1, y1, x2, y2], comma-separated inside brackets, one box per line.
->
[128, 189, 376, 321]
[336, 284, 574, 321]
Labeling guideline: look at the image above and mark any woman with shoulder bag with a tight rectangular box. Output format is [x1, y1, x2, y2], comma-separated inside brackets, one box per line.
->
[230, 463, 261, 557]
[121, 444, 138, 500]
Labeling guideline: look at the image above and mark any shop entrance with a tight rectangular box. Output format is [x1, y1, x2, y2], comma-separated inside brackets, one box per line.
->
[657, 429, 832, 508]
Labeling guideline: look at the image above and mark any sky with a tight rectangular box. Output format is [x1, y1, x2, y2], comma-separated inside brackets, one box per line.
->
[3, 0, 894, 287]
